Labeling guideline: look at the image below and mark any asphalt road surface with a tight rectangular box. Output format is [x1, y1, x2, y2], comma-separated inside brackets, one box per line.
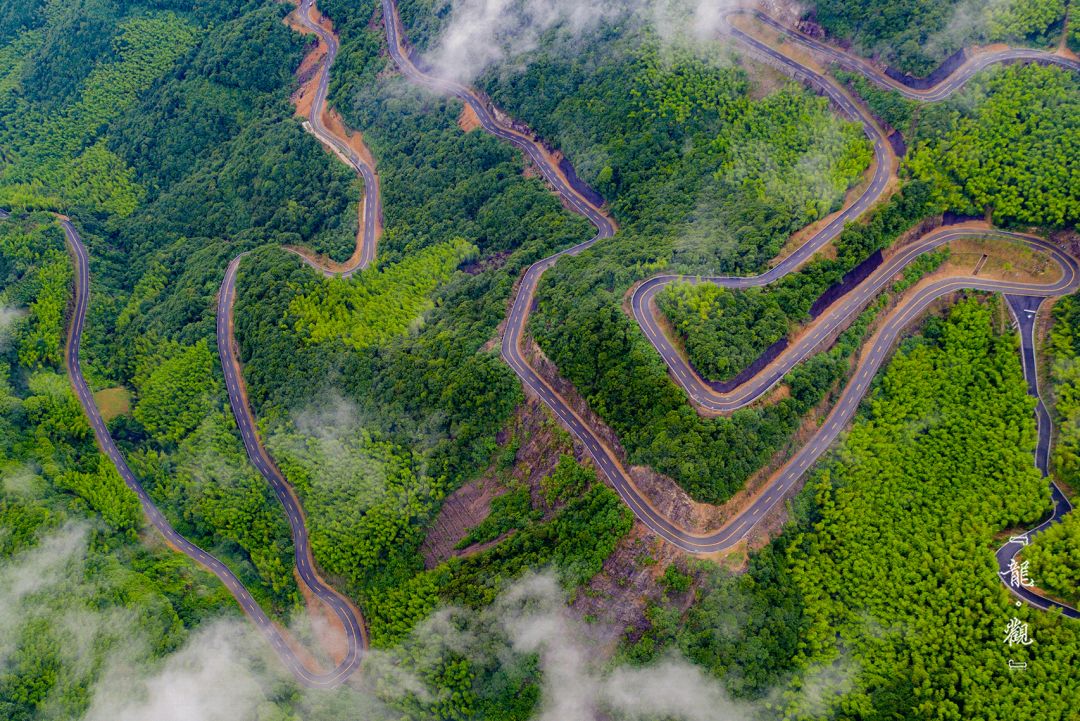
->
[632, 230, 1076, 412]
[729, 9, 1080, 102]
[294, 0, 380, 275]
[9, 1, 1076, 689]
[61, 220, 365, 686]
[996, 295, 1079, 618]
[378, 0, 1080, 618]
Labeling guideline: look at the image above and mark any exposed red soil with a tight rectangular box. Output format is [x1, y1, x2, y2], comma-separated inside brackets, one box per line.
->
[284, 1, 383, 273]
[458, 103, 482, 132]
[421, 475, 506, 567]
[421, 398, 575, 567]
[570, 525, 688, 653]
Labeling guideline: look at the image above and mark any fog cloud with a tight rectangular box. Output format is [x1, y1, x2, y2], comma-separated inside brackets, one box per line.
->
[422, 0, 752, 84]
[0, 524, 89, 667]
[0, 532, 858, 721]
[82, 621, 267, 721]
[498, 573, 760, 721]
[0, 305, 26, 351]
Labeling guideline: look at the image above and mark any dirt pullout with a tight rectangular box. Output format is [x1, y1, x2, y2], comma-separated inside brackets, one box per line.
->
[290, 33, 326, 120]
[421, 397, 574, 567]
[458, 103, 482, 132]
[320, 106, 378, 169]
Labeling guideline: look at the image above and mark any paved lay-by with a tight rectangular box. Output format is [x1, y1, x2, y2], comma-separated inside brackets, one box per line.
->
[11, 0, 1078, 688]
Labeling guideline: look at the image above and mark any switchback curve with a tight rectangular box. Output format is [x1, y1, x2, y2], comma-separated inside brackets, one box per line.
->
[727, 9, 1080, 102]
[379, 0, 1080, 619]
[289, 0, 382, 276]
[56, 0, 381, 688]
[17, 0, 1079, 691]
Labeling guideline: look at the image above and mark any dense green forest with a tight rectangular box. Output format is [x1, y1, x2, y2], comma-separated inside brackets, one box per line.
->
[908, 65, 1080, 229]
[624, 299, 1080, 717]
[1, 1, 639, 717]
[657, 281, 789, 382]
[1024, 294, 1080, 608]
[0, 0, 361, 621]
[663, 60, 1079, 385]
[474, 27, 871, 274]
[810, 0, 1066, 75]
[3, 0, 1079, 718]
[0, 213, 240, 721]
[534, 179, 937, 501]
[411, 3, 886, 502]
[1024, 510, 1080, 607]
[1048, 295, 1080, 487]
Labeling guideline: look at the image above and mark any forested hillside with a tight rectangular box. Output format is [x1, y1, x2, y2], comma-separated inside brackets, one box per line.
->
[0, 213, 237, 721]
[624, 299, 1080, 717]
[472, 30, 872, 274]
[809, 0, 1066, 75]
[654, 182, 937, 383]
[908, 64, 1080, 229]
[662, 59, 1079, 385]
[1048, 295, 1080, 487]
[2, 0, 638, 716]
[1025, 294, 1080, 608]
[2, 0, 1079, 718]
[394, 1, 877, 503]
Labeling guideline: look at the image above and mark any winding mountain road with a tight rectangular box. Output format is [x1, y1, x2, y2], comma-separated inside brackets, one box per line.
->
[632, 229, 1074, 413]
[56, 0, 382, 688]
[729, 8, 1080, 102]
[18, 0, 1077, 689]
[997, 295, 1078, 618]
[377, 2, 1080, 614]
[61, 219, 366, 686]
[291, 0, 381, 275]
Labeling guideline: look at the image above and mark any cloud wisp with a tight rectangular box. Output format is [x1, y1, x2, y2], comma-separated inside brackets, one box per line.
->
[420, 0, 753, 85]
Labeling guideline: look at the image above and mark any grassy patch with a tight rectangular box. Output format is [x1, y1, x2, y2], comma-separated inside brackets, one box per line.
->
[92, 386, 131, 421]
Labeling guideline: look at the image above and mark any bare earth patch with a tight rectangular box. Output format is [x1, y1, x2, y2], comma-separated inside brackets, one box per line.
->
[93, 387, 130, 421]
[458, 103, 481, 132]
[294, 568, 349, 666]
[420, 398, 574, 567]
[570, 525, 686, 653]
[284, 0, 383, 272]
[421, 475, 506, 568]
